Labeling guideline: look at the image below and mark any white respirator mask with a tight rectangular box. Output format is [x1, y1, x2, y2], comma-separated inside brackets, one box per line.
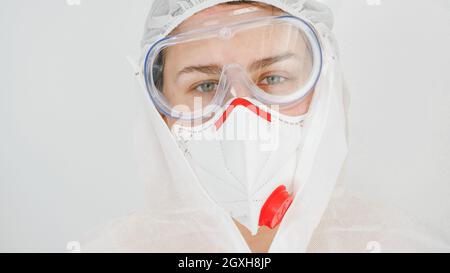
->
[171, 96, 307, 235]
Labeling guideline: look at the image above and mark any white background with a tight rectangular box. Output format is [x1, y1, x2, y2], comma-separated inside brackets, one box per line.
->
[1, 0, 449, 252]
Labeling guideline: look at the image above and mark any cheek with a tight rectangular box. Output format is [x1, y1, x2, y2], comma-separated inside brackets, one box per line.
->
[280, 91, 314, 116]
[164, 115, 176, 129]
[158, 111, 173, 129]
[163, 92, 315, 129]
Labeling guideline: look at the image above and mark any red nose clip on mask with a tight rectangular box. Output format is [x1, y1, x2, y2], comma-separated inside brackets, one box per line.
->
[258, 185, 294, 229]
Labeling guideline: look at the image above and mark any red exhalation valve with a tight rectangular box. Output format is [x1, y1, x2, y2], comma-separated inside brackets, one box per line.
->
[258, 185, 294, 229]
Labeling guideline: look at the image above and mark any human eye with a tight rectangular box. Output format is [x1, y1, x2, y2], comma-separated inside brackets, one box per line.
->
[259, 75, 288, 86]
[256, 71, 300, 95]
[193, 81, 218, 93]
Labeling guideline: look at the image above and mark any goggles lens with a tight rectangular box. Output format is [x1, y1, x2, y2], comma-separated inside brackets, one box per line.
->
[144, 16, 322, 120]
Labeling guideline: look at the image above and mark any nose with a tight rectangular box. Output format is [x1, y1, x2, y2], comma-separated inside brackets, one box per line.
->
[229, 85, 252, 98]
[220, 64, 254, 100]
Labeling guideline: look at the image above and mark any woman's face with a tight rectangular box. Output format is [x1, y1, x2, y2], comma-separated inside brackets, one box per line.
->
[161, 3, 314, 128]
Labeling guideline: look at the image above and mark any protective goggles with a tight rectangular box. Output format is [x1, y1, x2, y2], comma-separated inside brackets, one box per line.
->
[143, 15, 322, 121]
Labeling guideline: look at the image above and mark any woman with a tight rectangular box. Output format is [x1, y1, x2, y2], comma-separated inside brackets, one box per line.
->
[82, 0, 448, 253]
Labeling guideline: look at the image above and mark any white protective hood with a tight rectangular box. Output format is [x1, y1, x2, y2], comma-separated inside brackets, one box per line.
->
[82, 0, 348, 252]
[81, 0, 450, 253]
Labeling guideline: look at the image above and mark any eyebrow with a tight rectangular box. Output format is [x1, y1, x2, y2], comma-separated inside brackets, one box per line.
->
[176, 52, 299, 80]
[177, 64, 222, 77]
[248, 52, 298, 71]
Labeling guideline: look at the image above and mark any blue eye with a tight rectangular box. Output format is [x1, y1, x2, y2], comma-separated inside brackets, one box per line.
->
[260, 75, 287, 85]
[195, 82, 218, 93]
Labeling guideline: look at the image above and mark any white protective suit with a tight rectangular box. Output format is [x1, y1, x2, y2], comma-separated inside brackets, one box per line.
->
[81, 0, 450, 253]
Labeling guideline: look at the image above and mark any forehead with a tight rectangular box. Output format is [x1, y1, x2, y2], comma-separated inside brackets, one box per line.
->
[165, 23, 306, 68]
[171, 2, 286, 34]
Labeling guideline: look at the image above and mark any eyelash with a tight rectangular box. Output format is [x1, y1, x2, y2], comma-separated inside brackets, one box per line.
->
[259, 75, 288, 86]
[192, 81, 219, 93]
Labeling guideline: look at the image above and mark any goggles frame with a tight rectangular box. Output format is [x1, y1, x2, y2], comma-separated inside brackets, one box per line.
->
[142, 15, 323, 121]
